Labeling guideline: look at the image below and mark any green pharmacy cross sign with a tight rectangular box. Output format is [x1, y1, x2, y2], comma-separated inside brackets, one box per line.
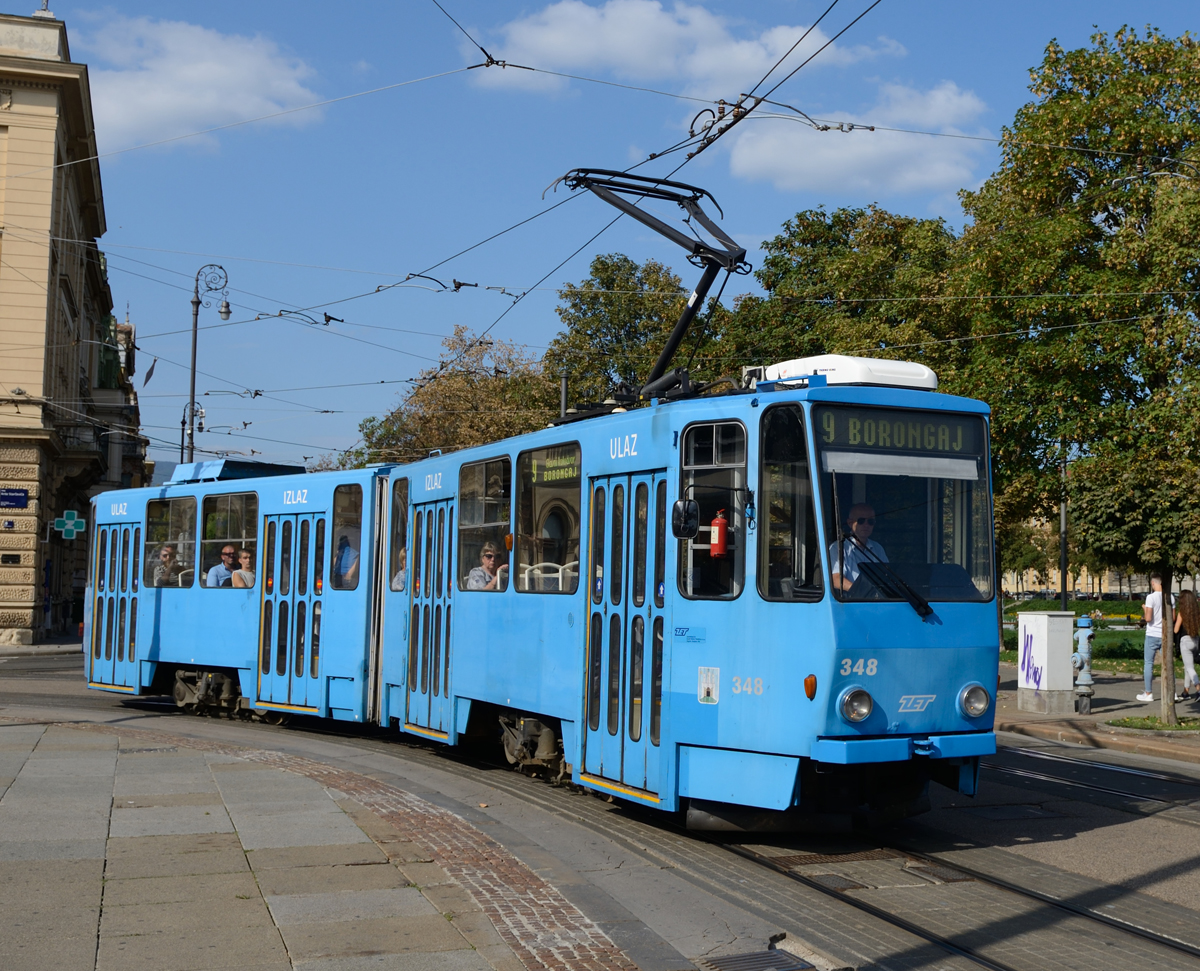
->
[53, 511, 86, 540]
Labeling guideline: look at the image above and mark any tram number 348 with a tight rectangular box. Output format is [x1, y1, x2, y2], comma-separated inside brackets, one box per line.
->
[731, 676, 763, 695]
[841, 658, 879, 676]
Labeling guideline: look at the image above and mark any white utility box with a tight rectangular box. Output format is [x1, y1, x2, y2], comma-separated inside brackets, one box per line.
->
[1016, 611, 1076, 715]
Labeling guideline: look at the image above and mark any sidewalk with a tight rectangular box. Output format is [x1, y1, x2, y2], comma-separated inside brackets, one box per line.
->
[996, 662, 1200, 765]
[0, 635, 84, 657]
[0, 718, 653, 971]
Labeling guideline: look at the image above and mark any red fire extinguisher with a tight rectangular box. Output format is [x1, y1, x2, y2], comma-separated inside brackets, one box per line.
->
[710, 509, 729, 558]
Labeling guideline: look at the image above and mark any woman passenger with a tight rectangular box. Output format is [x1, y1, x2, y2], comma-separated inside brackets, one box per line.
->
[231, 549, 256, 588]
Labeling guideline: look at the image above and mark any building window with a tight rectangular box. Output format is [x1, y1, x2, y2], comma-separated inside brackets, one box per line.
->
[144, 497, 196, 587]
[458, 457, 511, 592]
[330, 484, 362, 590]
[200, 493, 258, 589]
[678, 421, 746, 600]
[515, 443, 580, 594]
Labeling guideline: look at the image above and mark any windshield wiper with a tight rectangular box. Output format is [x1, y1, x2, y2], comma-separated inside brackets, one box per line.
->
[857, 555, 933, 619]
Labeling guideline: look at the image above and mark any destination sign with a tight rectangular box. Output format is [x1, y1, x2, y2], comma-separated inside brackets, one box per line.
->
[815, 406, 984, 456]
[529, 445, 580, 485]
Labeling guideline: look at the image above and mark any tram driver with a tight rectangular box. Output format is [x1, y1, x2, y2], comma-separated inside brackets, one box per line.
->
[828, 503, 888, 592]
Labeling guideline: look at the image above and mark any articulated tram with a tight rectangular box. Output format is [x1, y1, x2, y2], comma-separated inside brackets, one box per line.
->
[85, 353, 999, 829]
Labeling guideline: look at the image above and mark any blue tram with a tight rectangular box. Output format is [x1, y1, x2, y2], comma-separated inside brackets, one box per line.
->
[85, 353, 999, 829]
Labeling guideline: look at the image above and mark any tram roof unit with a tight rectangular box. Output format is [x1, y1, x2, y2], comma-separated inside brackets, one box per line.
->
[167, 458, 308, 484]
[759, 354, 938, 391]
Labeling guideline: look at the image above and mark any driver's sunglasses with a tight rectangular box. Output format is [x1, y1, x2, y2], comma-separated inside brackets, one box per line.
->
[482, 553, 496, 559]
[221, 551, 235, 557]
[855, 517, 876, 525]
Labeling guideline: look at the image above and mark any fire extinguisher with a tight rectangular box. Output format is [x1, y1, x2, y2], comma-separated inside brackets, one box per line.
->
[710, 509, 729, 558]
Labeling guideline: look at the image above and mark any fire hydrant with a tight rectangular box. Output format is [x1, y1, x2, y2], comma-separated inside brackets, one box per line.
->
[1072, 616, 1095, 715]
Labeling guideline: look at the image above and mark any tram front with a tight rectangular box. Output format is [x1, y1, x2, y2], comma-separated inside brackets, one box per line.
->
[799, 391, 999, 820]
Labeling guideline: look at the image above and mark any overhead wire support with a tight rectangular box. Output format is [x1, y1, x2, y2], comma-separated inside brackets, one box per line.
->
[554, 169, 749, 398]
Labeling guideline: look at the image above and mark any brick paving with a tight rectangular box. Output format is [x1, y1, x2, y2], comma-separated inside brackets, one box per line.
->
[35, 718, 638, 971]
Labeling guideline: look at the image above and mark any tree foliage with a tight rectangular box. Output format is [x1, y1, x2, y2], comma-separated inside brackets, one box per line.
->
[339, 326, 558, 467]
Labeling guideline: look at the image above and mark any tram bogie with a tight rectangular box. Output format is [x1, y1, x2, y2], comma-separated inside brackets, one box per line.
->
[84, 355, 999, 830]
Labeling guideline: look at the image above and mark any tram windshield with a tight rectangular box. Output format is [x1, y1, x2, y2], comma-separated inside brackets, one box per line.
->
[813, 405, 993, 607]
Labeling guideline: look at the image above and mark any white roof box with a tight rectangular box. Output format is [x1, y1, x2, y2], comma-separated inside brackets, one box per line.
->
[763, 354, 937, 391]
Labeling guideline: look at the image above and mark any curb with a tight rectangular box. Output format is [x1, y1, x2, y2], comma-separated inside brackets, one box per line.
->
[998, 720, 1200, 765]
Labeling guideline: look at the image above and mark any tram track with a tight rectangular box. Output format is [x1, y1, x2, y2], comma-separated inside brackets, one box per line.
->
[5, 676, 1200, 971]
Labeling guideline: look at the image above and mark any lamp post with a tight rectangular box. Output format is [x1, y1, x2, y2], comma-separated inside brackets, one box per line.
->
[187, 265, 231, 462]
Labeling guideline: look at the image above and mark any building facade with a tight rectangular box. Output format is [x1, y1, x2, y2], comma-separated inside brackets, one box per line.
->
[0, 12, 147, 645]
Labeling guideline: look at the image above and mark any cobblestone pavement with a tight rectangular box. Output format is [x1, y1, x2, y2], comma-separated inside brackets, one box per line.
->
[0, 718, 638, 971]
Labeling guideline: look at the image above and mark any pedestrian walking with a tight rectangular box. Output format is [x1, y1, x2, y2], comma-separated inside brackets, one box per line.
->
[1137, 573, 1164, 703]
[1174, 588, 1200, 701]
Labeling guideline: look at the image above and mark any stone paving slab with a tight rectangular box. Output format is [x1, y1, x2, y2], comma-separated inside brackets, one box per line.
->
[103, 833, 249, 879]
[108, 804, 234, 838]
[266, 887, 437, 924]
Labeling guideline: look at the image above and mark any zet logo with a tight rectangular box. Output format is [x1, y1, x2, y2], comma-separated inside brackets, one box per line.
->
[897, 694, 936, 712]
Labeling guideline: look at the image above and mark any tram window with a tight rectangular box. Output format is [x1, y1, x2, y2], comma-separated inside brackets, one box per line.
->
[457, 457, 511, 592]
[515, 443, 581, 594]
[295, 600, 306, 674]
[390, 478, 409, 593]
[128, 598, 137, 661]
[313, 519, 325, 594]
[759, 405, 823, 602]
[310, 602, 322, 679]
[261, 600, 273, 673]
[654, 481, 666, 608]
[97, 529, 107, 592]
[588, 612, 602, 732]
[436, 509, 445, 598]
[279, 520, 293, 597]
[200, 493, 257, 589]
[678, 422, 746, 600]
[276, 600, 289, 676]
[412, 512, 424, 598]
[298, 520, 310, 596]
[607, 613, 621, 736]
[108, 531, 118, 594]
[629, 615, 644, 742]
[132, 528, 140, 593]
[590, 487, 606, 605]
[814, 405, 993, 604]
[632, 483, 648, 608]
[330, 484, 363, 590]
[145, 497, 196, 588]
[650, 617, 663, 746]
[610, 484, 625, 605]
[120, 529, 130, 592]
[443, 606, 451, 699]
[408, 597, 420, 688]
[264, 522, 276, 594]
[117, 599, 126, 662]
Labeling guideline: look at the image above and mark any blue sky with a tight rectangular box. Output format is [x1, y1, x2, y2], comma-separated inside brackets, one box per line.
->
[38, 1, 1195, 471]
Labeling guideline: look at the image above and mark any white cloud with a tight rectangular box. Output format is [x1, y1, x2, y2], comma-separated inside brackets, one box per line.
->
[728, 81, 990, 201]
[78, 15, 320, 151]
[478, 0, 904, 97]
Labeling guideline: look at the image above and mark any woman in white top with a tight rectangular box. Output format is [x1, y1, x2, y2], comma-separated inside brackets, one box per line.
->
[1174, 589, 1199, 701]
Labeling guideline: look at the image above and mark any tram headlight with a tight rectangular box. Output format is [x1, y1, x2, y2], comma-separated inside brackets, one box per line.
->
[959, 683, 991, 718]
[839, 687, 873, 723]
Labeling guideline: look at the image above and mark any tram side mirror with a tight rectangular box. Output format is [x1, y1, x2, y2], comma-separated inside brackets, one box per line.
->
[672, 499, 700, 539]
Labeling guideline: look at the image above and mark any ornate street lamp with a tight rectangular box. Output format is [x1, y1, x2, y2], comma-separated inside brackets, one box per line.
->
[187, 265, 230, 462]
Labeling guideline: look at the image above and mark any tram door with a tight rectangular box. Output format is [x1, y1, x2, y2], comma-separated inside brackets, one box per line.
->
[583, 472, 666, 793]
[258, 513, 324, 709]
[406, 500, 454, 734]
[89, 523, 141, 688]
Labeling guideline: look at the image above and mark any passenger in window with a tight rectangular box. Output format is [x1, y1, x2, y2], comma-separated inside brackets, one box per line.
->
[390, 547, 407, 592]
[153, 545, 182, 587]
[333, 534, 360, 588]
[467, 542, 508, 591]
[231, 549, 256, 588]
[828, 503, 888, 591]
[207, 545, 237, 587]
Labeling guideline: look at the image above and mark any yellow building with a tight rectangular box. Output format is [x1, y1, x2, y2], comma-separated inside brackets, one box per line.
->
[0, 11, 146, 645]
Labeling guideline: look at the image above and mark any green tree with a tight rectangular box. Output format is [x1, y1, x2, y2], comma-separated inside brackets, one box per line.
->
[543, 253, 692, 403]
[337, 326, 558, 467]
